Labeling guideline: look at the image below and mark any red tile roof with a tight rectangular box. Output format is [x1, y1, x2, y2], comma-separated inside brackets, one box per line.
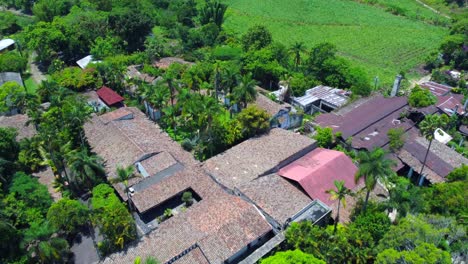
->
[436, 94, 465, 115]
[97, 86, 125, 106]
[278, 148, 359, 206]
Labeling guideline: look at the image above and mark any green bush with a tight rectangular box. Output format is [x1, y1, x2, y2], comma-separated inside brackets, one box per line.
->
[408, 86, 437, 108]
[0, 51, 27, 73]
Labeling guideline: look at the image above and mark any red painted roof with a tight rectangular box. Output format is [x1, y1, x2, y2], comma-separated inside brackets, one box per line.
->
[96, 86, 124, 106]
[278, 148, 359, 206]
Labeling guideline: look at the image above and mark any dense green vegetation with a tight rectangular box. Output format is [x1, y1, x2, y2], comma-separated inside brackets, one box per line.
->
[221, 0, 448, 85]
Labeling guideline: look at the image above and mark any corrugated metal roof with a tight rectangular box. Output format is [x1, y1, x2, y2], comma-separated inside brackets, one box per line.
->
[292, 85, 349, 108]
[0, 39, 15, 51]
[420, 81, 453, 96]
[97, 86, 125, 106]
[278, 148, 359, 206]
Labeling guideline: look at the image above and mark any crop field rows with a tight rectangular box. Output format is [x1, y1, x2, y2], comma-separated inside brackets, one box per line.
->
[222, 0, 448, 86]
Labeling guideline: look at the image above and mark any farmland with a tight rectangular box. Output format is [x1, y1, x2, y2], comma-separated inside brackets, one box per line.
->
[221, 0, 449, 86]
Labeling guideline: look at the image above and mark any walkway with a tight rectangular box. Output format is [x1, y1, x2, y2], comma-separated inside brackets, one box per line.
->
[28, 51, 47, 84]
[238, 232, 285, 264]
[414, 0, 451, 19]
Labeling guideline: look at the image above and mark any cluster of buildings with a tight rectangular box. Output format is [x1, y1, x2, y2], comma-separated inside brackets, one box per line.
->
[315, 81, 468, 185]
[79, 105, 368, 264]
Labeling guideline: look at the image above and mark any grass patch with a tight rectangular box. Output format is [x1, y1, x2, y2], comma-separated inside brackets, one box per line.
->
[221, 0, 448, 86]
[24, 76, 38, 94]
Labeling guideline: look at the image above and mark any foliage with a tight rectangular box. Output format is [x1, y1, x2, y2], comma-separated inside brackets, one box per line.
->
[424, 180, 467, 221]
[326, 180, 353, 234]
[376, 214, 465, 258]
[222, 0, 448, 86]
[66, 148, 106, 193]
[314, 126, 333, 148]
[199, 0, 228, 28]
[232, 73, 257, 108]
[236, 105, 270, 138]
[241, 25, 272, 51]
[376, 243, 451, 264]
[0, 51, 27, 73]
[387, 128, 405, 152]
[446, 164, 468, 182]
[285, 221, 376, 263]
[18, 136, 43, 173]
[0, 81, 27, 114]
[33, 0, 76, 22]
[52, 67, 101, 92]
[408, 86, 437, 108]
[91, 184, 136, 254]
[181, 191, 193, 206]
[355, 148, 395, 212]
[91, 36, 123, 60]
[47, 198, 89, 234]
[260, 249, 325, 264]
[350, 210, 390, 243]
[383, 177, 429, 218]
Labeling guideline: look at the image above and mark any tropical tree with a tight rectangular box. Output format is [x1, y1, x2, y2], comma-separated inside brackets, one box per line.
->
[111, 165, 136, 211]
[47, 198, 90, 235]
[326, 180, 353, 234]
[22, 221, 69, 264]
[66, 148, 106, 193]
[232, 73, 257, 109]
[355, 148, 395, 213]
[418, 114, 448, 178]
[199, 0, 228, 28]
[289, 42, 306, 71]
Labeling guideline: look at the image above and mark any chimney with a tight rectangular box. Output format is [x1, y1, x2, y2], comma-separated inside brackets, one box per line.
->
[464, 99, 468, 111]
[453, 105, 459, 116]
[390, 75, 403, 97]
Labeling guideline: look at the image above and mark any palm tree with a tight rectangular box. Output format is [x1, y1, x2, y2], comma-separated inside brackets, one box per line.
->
[418, 114, 448, 180]
[67, 148, 106, 193]
[22, 222, 69, 264]
[326, 180, 353, 234]
[232, 73, 257, 109]
[355, 148, 395, 213]
[289, 41, 306, 71]
[111, 165, 136, 211]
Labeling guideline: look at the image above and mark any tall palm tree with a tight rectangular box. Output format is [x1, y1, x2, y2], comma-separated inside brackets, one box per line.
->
[289, 41, 306, 71]
[67, 148, 106, 192]
[355, 148, 395, 213]
[326, 180, 353, 234]
[418, 114, 448, 180]
[111, 165, 136, 211]
[232, 73, 257, 109]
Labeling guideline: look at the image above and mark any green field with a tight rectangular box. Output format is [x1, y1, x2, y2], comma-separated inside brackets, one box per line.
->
[221, 0, 449, 86]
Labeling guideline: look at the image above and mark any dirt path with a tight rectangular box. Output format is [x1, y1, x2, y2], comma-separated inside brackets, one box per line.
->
[409, 74, 431, 89]
[414, 0, 451, 19]
[28, 51, 46, 84]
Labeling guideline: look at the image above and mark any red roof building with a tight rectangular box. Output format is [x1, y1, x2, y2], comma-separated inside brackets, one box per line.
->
[96, 86, 125, 107]
[278, 148, 359, 206]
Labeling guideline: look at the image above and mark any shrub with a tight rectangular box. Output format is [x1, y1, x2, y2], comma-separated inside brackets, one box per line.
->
[236, 105, 270, 138]
[387, 128, 405, 152]
[181, 191, 193, 206]
[0, 51, 27, 73]
[408, 86, 437, 107]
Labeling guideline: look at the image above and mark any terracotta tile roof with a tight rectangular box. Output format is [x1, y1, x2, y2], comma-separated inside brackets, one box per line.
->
[172, 247, 210, 264]
[250, 87, 292, 116]
[315, 95, 408, 139]
[132, 166, 223, 213]
[84, 107, 197, 182]
[0, 114, 36, 140]
[139, 151, 178, 177]
[203, 129, 316, 189]
[238, 174, 312, 224]
[96, 86, 125, 106]
[126, 65, 156, 84]
[278, 148, 359, 206]
[153, 57, 194, 70]
[101, 194, 272, 264]
[397, 128, 468, 182]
